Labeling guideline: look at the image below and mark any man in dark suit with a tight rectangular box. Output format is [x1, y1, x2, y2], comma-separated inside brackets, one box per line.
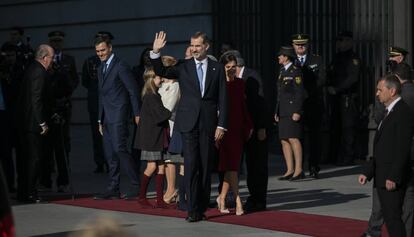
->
[81, 32, 114, 174]
[16, 44, 54, 202]
[150, 31, 228, 222]
[93, 36, 141, 200]
[362, 63, 414, 237]
[292, 33, 326, 178]
[359, 74, 414, 237]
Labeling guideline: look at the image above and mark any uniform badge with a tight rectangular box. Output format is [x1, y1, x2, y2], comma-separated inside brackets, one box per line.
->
[353, 59, 359, 65]
[295, 76, 302, 84]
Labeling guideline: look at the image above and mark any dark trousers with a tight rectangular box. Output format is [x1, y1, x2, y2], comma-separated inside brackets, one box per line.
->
[304, 128, 322, 170]
[41, 122, 69, 187]
[329, 95, 357, 164]
[102, 122, 139, 191]
[245, 132, 268, 206]
[367, 177, 414, 237]
[17, 132, 43, 199]
[377, 186, 407, 237]
[0, 111, 14, 190]
[182, 126, 215, 215]
[88, 110, 105, 167]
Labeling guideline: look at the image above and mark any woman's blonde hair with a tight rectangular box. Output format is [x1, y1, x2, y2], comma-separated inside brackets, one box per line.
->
[141, 68, 158, 98]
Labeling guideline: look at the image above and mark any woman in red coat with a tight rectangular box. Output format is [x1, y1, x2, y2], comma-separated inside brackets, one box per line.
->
[217, 54, 253, 216]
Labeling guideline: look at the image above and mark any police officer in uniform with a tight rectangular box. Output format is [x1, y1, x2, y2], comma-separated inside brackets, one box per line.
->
[40, 31, 79, 192]
[81, 32, 113, 173]
[2, 26, 34, 70]
[387, 46, 409, 72]
[291, 34, 326, 178]
[327, 31, 361, 166]
[274, 46, 307, 181]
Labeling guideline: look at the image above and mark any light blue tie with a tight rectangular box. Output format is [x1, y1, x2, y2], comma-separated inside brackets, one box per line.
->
[102, 62, 108, 77]
[197, 62, 204, 94]
[300, 57, 304, 66]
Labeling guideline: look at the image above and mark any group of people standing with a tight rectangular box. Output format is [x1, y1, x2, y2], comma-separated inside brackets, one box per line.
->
[85, 30, 268, 223]
[0, 27, 78, 203]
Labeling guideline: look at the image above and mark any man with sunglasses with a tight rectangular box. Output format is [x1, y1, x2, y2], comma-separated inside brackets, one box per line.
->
[292, 34, 326, 178]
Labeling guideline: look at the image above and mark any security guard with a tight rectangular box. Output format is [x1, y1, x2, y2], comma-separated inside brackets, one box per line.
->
[40, 30, 79, 192]
[292, 33, 326, 178]
[327, 31, 361, 166]
[274, 46, 307, 181]
[387, 46, 409, 72]
[81, 31, 113, 173]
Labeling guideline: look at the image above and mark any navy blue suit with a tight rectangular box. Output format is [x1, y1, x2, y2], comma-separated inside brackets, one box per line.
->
[151, 56, 228, 217]
[98, 54, 140, 192]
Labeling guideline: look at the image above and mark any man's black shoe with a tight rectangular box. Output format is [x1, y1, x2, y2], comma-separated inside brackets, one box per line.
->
[94, 190, 120, 200]
[185, 212, 205, 222]
[309, 166, 320, 179]
[121, 190, 139, 200]
[244, 201, 266, 213]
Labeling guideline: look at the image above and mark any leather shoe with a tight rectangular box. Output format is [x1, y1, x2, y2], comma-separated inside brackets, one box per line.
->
[289, 172, 305, 181]
[122, 190, 139, 200]
[309, 166, 320, 179]
[278, 173, 293, 181]
[185, 212, 205, 222]
[94, 190, 120, 200]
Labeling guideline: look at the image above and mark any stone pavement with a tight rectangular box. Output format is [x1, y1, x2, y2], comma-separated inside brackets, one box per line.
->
[11, 125, 373, 237]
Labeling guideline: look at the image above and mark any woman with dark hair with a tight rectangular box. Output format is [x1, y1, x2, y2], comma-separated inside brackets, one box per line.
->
[216, 54, 253, 216]
[274, 47, 307, 181]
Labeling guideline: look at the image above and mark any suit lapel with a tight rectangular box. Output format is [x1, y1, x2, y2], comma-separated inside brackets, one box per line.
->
[374, 100, 401, 144]
[102, 56, 118, 86]
[186, 59, 202, 95]
[204, 58, 215, 95]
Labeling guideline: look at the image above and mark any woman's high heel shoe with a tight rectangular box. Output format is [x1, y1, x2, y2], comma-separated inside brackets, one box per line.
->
[289, 171, 306, 181]
[236, 207, 244, 216]
[278, 173, 293, 181]
[216, 196, 229, 214]
[163, 190, 178, 204]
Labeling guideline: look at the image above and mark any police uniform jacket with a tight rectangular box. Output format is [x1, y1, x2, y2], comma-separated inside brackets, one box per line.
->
[297, 54, 325, 96]
[275, 64, 306, 117]
[328, 50, 360, 95]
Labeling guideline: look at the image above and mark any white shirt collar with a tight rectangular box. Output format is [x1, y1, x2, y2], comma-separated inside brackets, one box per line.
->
[106, 53, 115, 66]
[194, 57, 208, 65]
[386, 96, 401, 114]
[284, 62, 292, 71]
[238, 66, 245, 78]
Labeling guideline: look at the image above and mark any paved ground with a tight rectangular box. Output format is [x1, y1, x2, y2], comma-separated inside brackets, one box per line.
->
[11, 125, 373, 237]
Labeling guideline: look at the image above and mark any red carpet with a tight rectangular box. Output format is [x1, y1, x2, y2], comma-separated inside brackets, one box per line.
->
[53, 198, 388, 237]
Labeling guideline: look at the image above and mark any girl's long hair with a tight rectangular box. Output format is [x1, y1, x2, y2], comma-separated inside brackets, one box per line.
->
[141, 68, 158, 98]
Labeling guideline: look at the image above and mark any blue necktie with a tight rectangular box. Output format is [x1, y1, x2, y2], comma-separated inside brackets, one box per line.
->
[300, 57, 304, 66]
[102, 62, 108, 77]
[197, 62, 204, 94]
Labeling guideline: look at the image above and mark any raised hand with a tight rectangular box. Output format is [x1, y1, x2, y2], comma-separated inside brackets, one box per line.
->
[153, 31, 167, 54]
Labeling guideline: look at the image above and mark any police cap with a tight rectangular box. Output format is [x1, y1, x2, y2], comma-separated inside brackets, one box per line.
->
[389, 46, 409, 57]
[48, 30, 65, 41]
[292, 34, 309, 45]
[278, 46, 296, 58]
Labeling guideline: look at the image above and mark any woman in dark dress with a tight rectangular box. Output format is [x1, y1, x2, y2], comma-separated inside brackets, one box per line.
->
[217, 54, 253, 215]
[274, 47, 307, 181]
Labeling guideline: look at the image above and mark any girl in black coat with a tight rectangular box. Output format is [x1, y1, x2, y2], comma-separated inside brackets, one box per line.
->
[134, 69, 171, 208]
